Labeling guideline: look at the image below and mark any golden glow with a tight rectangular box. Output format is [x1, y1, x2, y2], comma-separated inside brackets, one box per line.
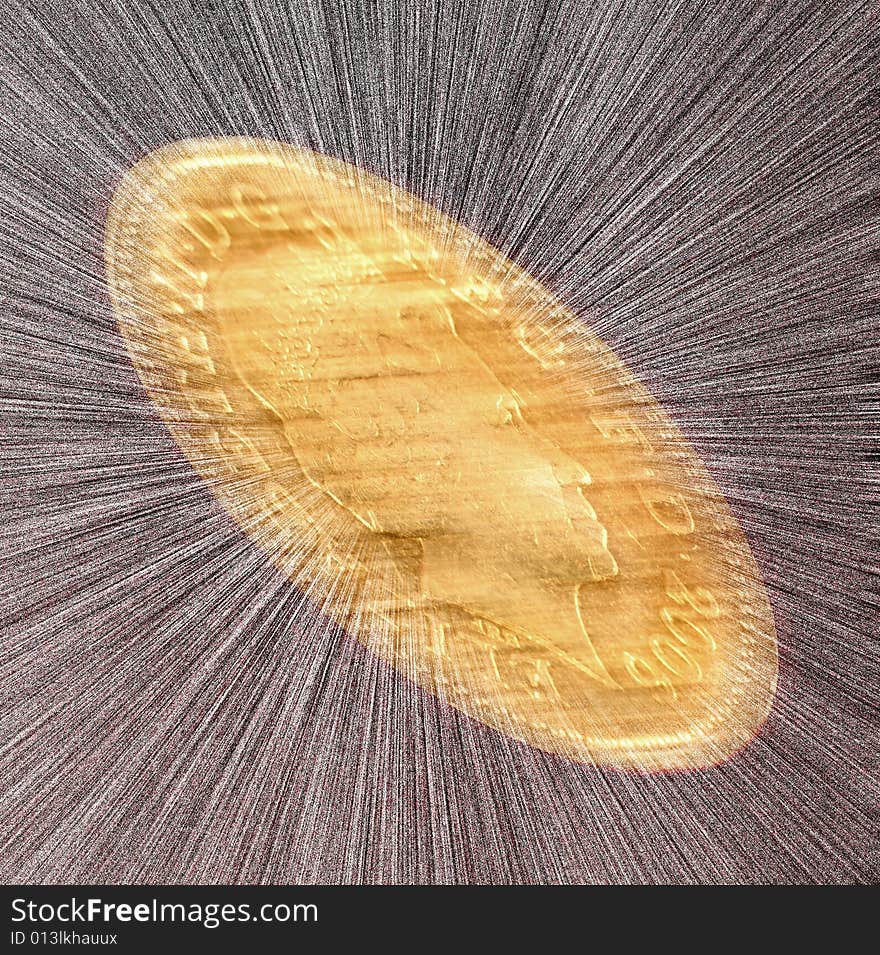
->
[105, 138, 777, 771]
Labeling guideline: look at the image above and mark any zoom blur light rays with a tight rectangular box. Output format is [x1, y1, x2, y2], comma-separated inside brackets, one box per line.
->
[0, 0, 877, 883]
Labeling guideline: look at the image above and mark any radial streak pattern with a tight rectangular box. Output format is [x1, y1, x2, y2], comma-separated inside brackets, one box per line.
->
[0, 0, 877, 884]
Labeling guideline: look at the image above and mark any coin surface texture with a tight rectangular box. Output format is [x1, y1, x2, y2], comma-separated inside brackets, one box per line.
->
[105, 138, 777, 770]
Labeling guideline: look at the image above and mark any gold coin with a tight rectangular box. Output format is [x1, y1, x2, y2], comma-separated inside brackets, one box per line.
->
[105, 138, 777, 771]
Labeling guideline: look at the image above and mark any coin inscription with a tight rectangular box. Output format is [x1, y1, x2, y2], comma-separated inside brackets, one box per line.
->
[105, 138, 778, 770]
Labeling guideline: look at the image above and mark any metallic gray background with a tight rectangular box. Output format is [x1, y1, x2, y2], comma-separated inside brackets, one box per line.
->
[0, 0, 876, 883]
